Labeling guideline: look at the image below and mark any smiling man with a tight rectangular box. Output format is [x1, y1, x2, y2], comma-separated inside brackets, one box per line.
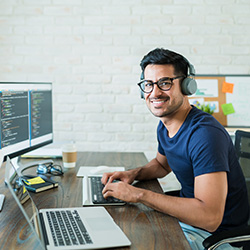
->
[102, 48, 249, 250]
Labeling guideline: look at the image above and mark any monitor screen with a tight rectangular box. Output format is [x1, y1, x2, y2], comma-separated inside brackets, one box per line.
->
[0, 82, 53, 161]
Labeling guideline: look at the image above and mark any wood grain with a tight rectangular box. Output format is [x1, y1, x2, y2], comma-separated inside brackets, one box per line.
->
[0, 152, 190, 250]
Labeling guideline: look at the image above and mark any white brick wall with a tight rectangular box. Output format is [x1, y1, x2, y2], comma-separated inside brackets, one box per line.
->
[1, 0, 250, 160]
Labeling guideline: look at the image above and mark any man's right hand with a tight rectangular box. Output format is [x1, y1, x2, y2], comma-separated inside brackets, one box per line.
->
[101, 169, 136, 185]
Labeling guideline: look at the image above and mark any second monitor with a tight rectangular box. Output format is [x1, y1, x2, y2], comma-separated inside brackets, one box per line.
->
[0, 82, 53, 163]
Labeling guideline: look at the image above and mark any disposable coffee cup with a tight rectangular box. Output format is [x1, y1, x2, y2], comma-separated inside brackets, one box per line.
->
[62, 144, 77, 168]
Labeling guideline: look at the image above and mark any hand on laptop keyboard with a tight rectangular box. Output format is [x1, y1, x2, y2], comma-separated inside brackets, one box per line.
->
[90, 176, 124, 204]
[101, 169, 136, 186]
[102, 174, 143, 204]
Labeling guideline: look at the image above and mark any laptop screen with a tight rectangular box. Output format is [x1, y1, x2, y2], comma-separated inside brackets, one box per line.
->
[5, 157, 43, 244]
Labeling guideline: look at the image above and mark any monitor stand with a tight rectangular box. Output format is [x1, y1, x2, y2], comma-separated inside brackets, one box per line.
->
[1, 156, 53, 212]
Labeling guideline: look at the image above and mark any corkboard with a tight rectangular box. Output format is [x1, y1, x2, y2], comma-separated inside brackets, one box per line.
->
[189, 75, 250, 127]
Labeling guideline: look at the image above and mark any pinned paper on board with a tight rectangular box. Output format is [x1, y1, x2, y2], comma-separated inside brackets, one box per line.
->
[189, 98, 219, 113]
[221, 103, 235, 116]
[204, 101, 219, 113]
[195, 79, 219, 97]
[189, 98, 205, 106]
[222, 81, 234, 94]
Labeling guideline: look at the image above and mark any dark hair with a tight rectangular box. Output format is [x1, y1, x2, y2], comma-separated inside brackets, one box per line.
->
[140, 48, 189, 77]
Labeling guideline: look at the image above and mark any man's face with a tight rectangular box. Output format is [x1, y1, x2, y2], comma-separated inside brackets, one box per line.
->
[144, 64, 185, 118]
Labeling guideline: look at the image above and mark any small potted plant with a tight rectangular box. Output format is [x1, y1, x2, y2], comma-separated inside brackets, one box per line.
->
[196, 103, 215, 115]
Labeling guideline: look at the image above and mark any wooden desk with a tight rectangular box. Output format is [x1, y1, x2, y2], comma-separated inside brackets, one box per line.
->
[0, 152, 190, 250]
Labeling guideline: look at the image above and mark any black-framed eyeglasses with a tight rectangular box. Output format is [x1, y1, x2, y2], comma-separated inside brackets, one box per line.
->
[37, 163, 64, 176]
[137, 76, 184, 94]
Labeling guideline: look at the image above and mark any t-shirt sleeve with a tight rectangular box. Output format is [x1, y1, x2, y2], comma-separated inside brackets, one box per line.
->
[158, 138, 165, 155]
[189, 126, 230, 177]
[157, 125, 166, 156]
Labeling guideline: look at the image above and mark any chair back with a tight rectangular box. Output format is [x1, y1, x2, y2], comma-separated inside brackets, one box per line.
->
[235, 130, 250, 217]
[235, 130, 250, 180]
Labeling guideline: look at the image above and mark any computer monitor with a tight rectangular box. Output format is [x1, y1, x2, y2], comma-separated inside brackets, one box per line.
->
[0, 81, 53, 166]
[0, 82, 53, 211]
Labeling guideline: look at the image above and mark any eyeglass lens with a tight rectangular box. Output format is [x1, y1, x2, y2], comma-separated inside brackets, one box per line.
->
[49, 165, 63, 175]
[141, 78, 172, 93]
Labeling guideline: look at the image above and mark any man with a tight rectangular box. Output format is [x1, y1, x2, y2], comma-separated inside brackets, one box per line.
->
[102, 48, 249, 249]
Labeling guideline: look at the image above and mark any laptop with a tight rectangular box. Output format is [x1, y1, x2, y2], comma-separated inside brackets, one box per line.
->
[5, 157, 131, 250]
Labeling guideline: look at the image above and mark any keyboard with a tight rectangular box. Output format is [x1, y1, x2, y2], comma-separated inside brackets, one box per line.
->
[46, 210, 93, 247]
[90, 176, 124, 204]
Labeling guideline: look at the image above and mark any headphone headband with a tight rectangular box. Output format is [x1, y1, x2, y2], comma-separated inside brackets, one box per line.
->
[188, 63, 195, 76]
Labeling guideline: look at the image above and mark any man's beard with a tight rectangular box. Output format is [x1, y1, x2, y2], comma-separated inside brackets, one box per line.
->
[147, 96, 184, 118]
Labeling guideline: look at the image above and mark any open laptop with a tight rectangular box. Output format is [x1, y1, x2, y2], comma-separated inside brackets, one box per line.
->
[5, 157, 131, 250]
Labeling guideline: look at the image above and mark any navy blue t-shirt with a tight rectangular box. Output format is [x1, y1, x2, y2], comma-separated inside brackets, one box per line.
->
[157, 106, 249, 233]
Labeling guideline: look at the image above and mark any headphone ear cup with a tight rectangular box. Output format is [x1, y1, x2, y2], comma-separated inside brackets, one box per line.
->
[181, 77, 197, 95]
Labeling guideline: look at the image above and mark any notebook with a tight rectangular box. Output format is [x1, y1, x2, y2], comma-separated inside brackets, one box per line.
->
[22, 175, 58, 193]
[77, 166, 126, 206]
[5, 157, 131, 250]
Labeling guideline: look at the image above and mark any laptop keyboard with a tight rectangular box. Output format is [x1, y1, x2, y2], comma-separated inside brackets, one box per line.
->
[90, 176, 124, 204]
[46, 210, 93, 247]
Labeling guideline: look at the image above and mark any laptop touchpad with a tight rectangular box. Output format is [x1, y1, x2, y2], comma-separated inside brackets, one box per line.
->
[86, 217, 117, 231]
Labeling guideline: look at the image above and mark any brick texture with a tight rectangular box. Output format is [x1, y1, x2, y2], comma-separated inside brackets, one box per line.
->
[1, 0, 250, 160]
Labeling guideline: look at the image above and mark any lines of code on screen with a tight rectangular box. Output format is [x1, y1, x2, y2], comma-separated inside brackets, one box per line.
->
[0, 91, 29, 148]
[30, 90, 52, 140]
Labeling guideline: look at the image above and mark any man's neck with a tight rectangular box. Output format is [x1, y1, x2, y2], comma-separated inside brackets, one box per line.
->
[161, 104, 192, 138]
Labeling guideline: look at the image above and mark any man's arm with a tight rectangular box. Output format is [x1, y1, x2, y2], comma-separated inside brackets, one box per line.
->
[103, 165, 227, 232]
[102, 151, 228, 232]
[136, 171, 228, 232]
[102, 152, 171, 185]
[134, 152, 172, 180]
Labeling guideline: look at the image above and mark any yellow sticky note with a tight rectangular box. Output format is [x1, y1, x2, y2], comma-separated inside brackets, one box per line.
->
[222, 81, 234, 94]
[221, 103, 235, 115]
[25, 177, 45, 185]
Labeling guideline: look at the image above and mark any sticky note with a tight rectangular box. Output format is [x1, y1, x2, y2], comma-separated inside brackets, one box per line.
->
[25, 177, 45, 185]
[221, 103, 235, 115]
[222, 81, 234, 94]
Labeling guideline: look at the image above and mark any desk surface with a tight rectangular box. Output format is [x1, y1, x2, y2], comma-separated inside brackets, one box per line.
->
[0, 151, 190, 250]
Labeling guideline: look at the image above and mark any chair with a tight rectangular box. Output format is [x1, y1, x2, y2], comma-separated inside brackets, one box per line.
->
[203, 130, 250, 250]
[235, 130, 250, 202]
